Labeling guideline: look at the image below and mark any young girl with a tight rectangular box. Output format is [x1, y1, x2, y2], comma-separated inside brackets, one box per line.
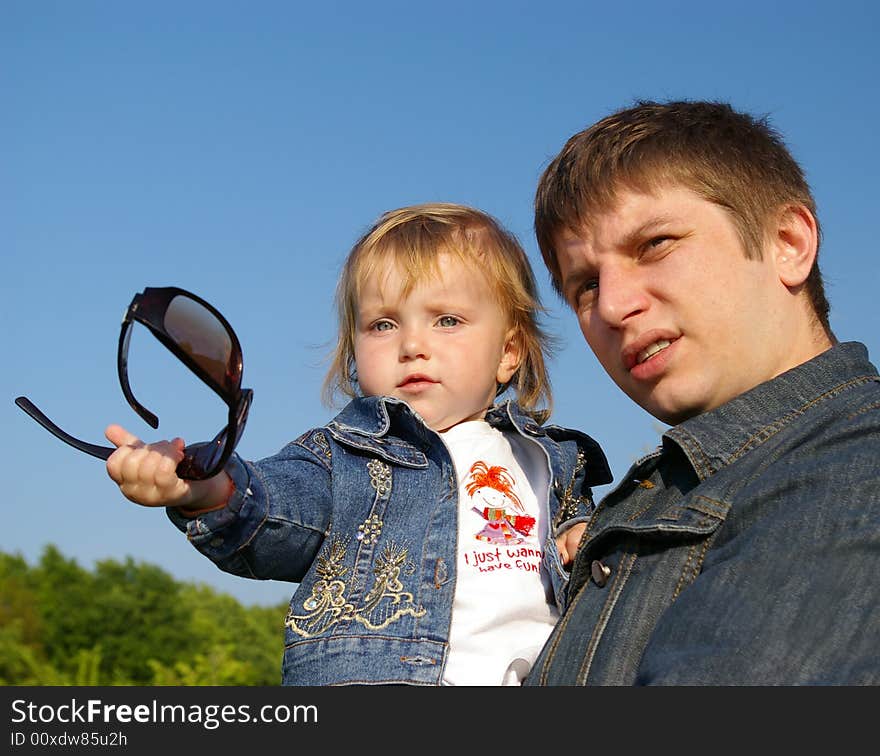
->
[105, 203, 610, 685]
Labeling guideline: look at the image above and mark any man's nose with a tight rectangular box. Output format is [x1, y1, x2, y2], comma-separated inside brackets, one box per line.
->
[595, 262, 649, 327]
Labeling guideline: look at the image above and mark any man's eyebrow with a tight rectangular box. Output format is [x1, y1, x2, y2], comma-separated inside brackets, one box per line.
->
[619, 215, 677, 247]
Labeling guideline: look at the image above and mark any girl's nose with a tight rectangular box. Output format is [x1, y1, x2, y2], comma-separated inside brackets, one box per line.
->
[400, 326, 430, 360]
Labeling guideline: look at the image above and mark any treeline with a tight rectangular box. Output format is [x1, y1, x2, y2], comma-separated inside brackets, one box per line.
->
[1, 546, 287, 685]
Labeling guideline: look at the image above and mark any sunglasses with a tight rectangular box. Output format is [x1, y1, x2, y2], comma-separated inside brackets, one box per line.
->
[15, 286, 253, 480]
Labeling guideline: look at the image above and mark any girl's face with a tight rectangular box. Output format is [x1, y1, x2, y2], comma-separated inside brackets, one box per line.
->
[353, 253, 520, 431]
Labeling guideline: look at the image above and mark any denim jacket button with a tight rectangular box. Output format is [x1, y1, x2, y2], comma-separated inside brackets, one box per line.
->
[591, 560, 611, 587]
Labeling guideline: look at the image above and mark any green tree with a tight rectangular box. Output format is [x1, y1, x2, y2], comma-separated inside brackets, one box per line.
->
[89, 557, 198, 683]
[180, 584, 285, 684]
[0, 552, 54, 684]
[0, 546, 286, 686]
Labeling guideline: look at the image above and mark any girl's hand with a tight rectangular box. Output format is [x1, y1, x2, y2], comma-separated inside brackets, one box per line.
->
[104, 424, 230, 512]
[555, 522, 587, 568]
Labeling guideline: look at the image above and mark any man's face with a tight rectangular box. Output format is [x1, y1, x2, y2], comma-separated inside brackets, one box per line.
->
[554, 185, 816, 425]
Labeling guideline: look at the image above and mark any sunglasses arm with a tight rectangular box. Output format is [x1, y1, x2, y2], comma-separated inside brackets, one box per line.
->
[14, 396, 115, 461]
[117, 319, 160, 429]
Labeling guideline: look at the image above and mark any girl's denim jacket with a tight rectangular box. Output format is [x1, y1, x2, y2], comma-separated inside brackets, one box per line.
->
[169, 396, 611, 685]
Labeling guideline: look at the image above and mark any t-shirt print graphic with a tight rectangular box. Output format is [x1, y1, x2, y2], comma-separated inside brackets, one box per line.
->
[465, 460, 536, 545]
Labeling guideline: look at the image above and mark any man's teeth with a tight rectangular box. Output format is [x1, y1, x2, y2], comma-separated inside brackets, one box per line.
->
[637, 339, 671, 365]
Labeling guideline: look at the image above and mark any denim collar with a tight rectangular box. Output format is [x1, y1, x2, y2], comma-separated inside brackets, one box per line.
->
[328, 395, 539, 438]
[325, 396, 549, 469]
[665, 341, 878, 480]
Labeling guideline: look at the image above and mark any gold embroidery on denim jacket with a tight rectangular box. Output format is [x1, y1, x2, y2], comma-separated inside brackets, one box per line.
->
[553, 449, 592, 529]
[285, 537, 425, 638]
[355, 542, 426, 629]
[285, 537, 356, 637]
[367, 459, 392, 495]
[358, 459, 391, 542]
[357, 513, 383, 544]
[312, 431, 332, 460]
[294, 429, 332, 467]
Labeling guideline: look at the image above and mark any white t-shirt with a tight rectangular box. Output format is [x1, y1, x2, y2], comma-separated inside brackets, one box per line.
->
[440, 419, 559, 685]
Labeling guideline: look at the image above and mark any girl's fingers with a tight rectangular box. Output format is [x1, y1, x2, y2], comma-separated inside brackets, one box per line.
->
[105, 424, 143, 449]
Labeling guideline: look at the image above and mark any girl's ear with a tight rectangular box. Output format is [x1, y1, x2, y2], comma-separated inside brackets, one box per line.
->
[772, 204, 819, 288]
[496, 328, 522, 385]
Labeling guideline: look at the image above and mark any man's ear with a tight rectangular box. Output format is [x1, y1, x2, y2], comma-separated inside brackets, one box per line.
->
[772, 204, 819, 288]
[496, 328, 522, 385]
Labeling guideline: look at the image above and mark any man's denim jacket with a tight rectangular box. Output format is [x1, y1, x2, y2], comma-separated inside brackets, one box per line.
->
[526, 342, 880, 685]
[169, 397, 611, 685]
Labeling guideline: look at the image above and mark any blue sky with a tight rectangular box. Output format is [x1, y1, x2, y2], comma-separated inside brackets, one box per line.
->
[3, 1, 879, 607]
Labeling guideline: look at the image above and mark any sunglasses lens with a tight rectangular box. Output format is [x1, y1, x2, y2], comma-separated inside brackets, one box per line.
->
[164, 295, 239, 390]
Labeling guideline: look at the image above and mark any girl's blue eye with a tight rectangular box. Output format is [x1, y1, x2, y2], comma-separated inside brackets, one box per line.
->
[438, 316, 460, 327]
[373, 320, 394, 332]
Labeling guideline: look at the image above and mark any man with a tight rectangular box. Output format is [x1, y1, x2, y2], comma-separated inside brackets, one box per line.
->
[525, 100, 880, 685]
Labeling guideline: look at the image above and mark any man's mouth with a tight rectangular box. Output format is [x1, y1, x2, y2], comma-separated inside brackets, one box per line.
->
[636, 339, 672, 365]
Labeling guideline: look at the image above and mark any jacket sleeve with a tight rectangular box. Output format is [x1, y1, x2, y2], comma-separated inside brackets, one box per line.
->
[546, 425, 613, 536]
[166, 431, 333, 583]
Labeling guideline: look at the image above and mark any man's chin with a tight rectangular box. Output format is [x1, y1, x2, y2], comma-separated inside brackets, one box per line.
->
[626, 389, 701, 427]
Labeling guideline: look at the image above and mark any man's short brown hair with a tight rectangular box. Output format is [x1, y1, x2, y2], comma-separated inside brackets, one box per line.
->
[535, 100, 830, 331]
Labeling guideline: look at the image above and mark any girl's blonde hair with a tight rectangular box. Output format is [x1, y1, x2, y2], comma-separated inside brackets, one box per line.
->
[323, 202, 554, 418]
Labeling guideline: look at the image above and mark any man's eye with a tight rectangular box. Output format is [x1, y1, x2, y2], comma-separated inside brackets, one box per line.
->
[644, 236, 674, 255]
[437, 315, 460, 327]
[572, 280, 599, 310]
